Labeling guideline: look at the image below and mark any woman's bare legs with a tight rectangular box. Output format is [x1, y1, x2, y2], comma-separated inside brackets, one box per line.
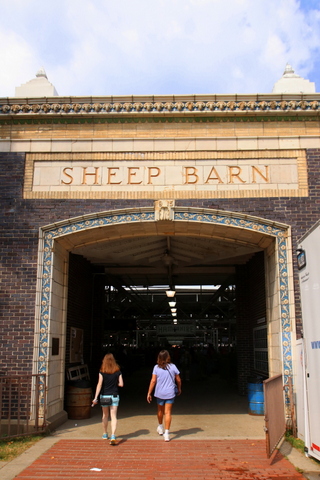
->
[157, 404, 164, 426]
[102, 406, 109, 434]
[164, 403, 173, 430]
[109, 405, 118, 436]
[157, 403, 173, 430]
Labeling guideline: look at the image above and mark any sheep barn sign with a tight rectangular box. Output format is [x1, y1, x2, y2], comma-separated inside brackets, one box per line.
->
[24, 150, 307, 199]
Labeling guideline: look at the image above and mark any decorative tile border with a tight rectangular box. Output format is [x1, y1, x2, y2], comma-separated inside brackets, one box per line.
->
[37, 207, 292, 407]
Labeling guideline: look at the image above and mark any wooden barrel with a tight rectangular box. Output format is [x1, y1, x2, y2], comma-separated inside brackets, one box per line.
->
[66, 386, 92, 420]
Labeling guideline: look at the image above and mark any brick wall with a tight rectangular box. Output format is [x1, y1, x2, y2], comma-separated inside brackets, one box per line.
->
[1, 149, 320, 376]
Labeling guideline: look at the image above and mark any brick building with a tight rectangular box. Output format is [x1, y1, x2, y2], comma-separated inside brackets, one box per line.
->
[0, 66, 319, 432]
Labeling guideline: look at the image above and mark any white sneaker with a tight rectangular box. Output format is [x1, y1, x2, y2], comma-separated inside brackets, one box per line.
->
[163, 431, 170, 442]
[157, 425, 164, 435]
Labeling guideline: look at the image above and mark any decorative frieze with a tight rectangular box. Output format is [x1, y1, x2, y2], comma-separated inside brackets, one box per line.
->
[1, 99, 320, 116]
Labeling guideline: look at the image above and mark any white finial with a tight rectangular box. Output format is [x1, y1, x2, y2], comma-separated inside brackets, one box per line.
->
[284, 63, 295, 75]
[272, 63, 316, 93]
[36, 67, 47, 79]
[15, 67, 58, 96]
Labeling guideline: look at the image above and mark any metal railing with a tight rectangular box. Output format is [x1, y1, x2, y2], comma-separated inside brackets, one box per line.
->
[0, 374, 47, 439]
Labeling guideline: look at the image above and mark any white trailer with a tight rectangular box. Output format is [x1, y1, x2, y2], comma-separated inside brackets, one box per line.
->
[297, 219, 320, 461]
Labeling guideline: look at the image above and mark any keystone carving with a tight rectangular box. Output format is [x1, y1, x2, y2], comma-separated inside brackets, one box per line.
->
[154, 200, 175, 221]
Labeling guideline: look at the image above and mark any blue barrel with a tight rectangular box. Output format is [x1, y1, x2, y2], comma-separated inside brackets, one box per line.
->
[248, 379, 264, 415]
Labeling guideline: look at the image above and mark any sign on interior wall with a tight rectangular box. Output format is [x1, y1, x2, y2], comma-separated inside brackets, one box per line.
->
[70, 327, 84, 363]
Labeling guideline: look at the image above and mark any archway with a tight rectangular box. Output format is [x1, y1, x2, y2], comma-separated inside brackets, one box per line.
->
[33, 204, 294, 423]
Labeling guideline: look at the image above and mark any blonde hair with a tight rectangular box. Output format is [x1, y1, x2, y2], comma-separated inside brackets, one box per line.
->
[100, 353, 120, 374]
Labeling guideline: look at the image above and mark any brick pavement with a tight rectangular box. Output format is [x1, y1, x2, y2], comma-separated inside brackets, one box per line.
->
[14, 439, 305, 480]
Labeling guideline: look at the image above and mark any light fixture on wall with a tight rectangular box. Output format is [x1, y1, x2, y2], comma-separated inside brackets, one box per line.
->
[296, 247, 306, 270]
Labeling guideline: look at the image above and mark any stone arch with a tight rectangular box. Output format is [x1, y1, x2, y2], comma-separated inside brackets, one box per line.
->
[34, 205, 294, 418]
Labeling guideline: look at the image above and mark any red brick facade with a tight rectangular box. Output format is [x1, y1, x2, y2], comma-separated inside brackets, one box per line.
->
[1, 149, 320, 378]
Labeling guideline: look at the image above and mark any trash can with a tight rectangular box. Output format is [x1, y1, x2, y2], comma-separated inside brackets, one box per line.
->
[247, 377, 264, 416]
[66, 380, 92, 420]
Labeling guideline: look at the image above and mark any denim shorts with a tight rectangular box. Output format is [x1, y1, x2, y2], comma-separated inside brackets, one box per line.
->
[100, 395, 120, 407]
[156, 397, 175, 406]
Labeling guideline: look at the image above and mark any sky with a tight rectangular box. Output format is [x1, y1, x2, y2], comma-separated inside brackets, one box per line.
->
[0, 0, 320, 98]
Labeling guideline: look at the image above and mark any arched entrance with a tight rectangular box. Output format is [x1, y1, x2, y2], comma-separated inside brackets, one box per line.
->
[33, 204, 294, 424]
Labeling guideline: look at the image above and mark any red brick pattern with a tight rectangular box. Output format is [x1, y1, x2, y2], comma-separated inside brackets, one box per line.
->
[15, 439, 304, 479]
[2, 149, 320, 405]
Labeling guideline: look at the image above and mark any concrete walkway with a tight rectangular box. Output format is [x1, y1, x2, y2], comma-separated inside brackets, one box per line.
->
[1, 368, 320, 478]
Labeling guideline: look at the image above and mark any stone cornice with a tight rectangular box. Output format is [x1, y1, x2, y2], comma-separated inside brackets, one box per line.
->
[1, 94, 320, 118]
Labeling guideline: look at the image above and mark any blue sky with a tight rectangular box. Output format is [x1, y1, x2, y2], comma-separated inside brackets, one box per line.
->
[0, 0, 320, 97]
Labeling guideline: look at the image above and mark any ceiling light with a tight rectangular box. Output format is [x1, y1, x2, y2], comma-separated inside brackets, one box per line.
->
[168, 301, 176, 307]
[166, 290, 175, 297]
[171, 308, 177, 313]
[172, 312, 177, 316]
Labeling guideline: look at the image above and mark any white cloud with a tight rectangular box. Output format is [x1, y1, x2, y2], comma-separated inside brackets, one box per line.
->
[0, 0, 319, 97]
[0, 29, 39, 96]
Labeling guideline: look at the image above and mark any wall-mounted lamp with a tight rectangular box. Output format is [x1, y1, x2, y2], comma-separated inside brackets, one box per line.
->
[296, 248, 306, 270]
